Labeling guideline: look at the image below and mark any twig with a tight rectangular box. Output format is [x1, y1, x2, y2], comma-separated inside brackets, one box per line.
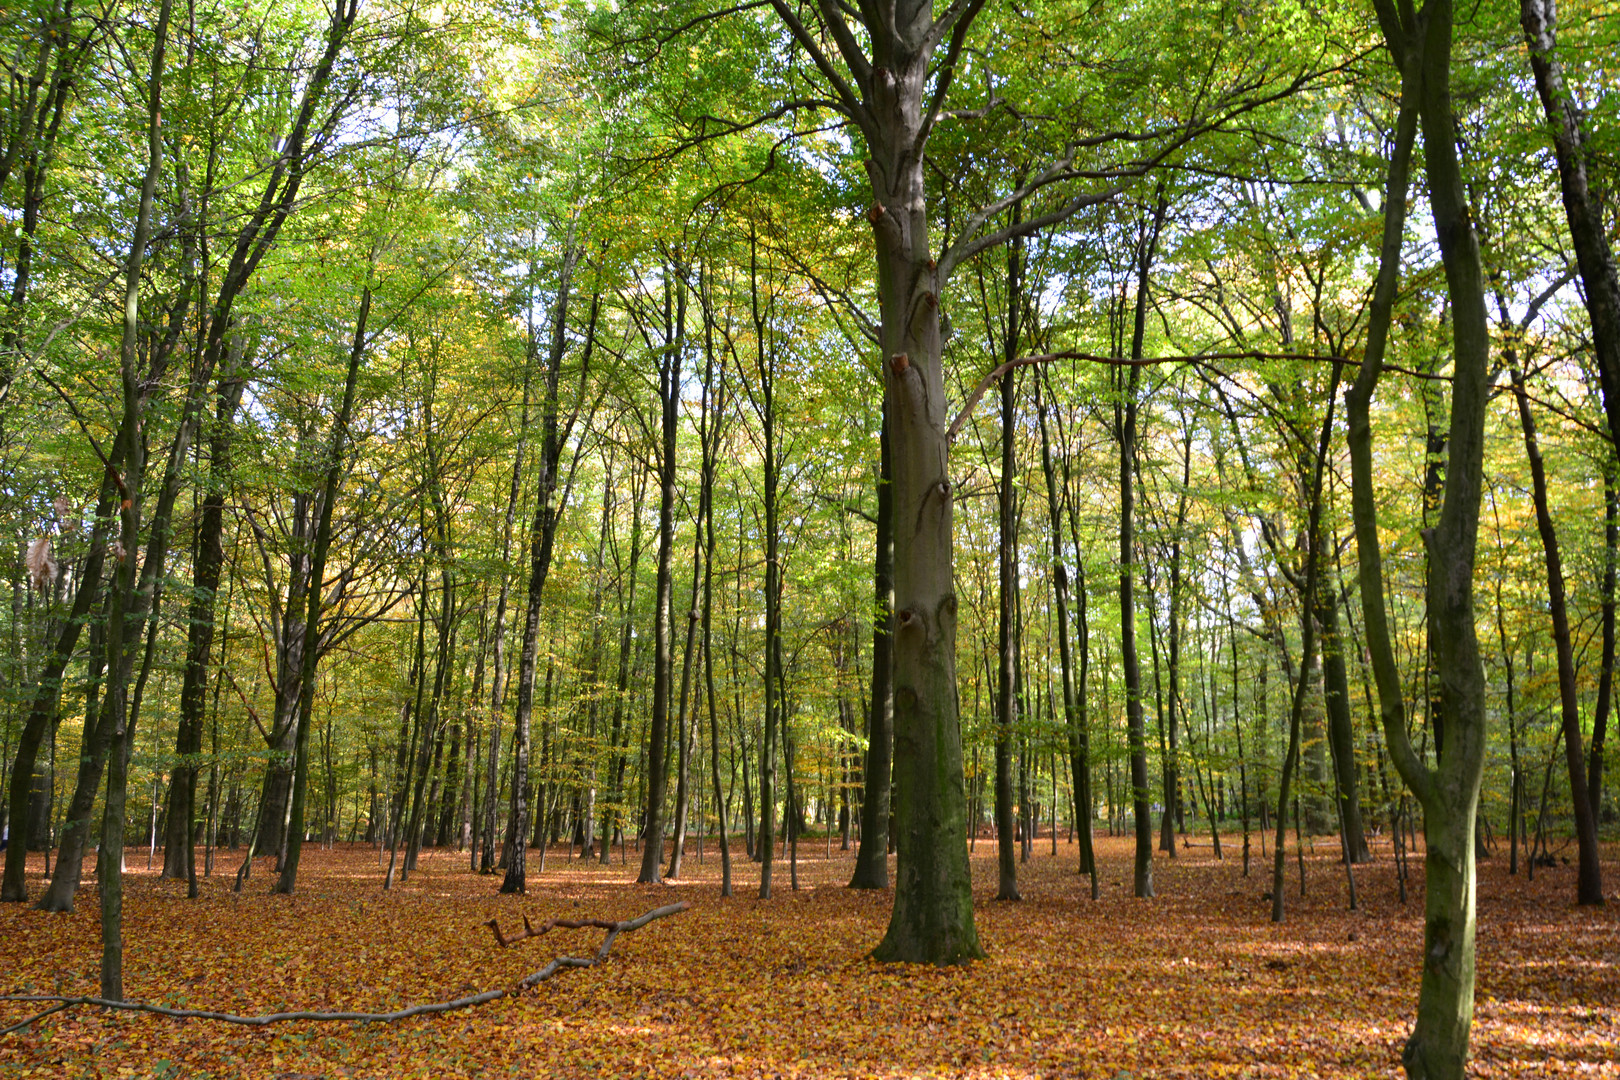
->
[0, 902, 688, 1032]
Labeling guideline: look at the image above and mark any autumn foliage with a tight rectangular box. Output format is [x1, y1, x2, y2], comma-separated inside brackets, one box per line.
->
[2, 835, 1615, 1078]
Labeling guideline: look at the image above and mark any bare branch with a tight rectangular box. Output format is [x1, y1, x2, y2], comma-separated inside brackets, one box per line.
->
[0, 903, 689, 1032]
[946, 354, 1061, 442]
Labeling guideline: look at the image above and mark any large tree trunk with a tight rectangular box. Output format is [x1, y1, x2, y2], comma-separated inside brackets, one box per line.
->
[767, 0, 990, 964]
[866, 87, 981, 961]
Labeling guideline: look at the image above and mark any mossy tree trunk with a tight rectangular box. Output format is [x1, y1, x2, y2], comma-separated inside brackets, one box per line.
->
[1352, 1, 1495, 1072]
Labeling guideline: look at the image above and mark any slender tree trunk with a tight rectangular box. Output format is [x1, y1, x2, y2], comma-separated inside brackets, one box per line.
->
[666, 284, 710, 879]
[481, 362, 532, 874]
[703, 413, 731, 897]
[1315, 577, 1370, 863]
[1352, 3, 1496, 1070]
[601, 469, 647, 865]
[994, 253, 1022, 902]
[1118, 193, 1167, 900]
[1271, 364, 1340, 922]
[95, 0, 173, 996]
[849, 413, 894, 889]
[1508, 367, 1603, 903]
[748, 238, 779, 899]
[1520, 0, 1620, 470]
[1040, 377, 1098, 892]
[666, 550, 702, 878]
[273, 284, 369, 896]
[637, 267, 684, 885]
[504, 241, 586, 894]
[2, 482, 114, 902]
[165, 350, 246, 883]
[1590, 475, 1615, 823]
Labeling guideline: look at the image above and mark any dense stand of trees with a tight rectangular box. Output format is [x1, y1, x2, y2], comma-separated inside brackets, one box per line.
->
[1, 0, 1615, 1076]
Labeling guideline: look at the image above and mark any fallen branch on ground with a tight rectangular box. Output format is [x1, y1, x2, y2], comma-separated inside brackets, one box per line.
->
[0, 901, 689, 1035]
[485, 901, 690, 949]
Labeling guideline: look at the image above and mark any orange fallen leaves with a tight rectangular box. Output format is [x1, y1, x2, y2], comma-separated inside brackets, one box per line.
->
[0, 835, 1615, 1078]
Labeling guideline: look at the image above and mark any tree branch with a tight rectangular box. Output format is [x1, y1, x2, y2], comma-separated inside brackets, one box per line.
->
[0, 903, 689, 1032]
[768, 0, 872, 132]
[916, 0, 987, 155]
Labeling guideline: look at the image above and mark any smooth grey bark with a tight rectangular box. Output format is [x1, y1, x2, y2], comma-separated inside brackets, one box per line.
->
[759, 0, 1271, 961]
[762, 0, 989, 962]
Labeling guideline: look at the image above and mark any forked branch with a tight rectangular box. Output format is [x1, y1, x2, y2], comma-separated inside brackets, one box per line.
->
[0, 902, 689, 1034]
[485, 901, 690, 950]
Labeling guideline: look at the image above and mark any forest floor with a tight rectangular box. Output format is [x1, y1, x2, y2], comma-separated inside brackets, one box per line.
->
[0, 831, 1616, 1079]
